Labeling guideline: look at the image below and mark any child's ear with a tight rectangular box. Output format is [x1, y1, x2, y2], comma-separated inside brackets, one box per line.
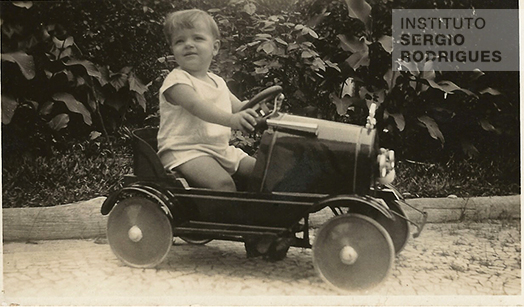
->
[212, 39, 221, 56]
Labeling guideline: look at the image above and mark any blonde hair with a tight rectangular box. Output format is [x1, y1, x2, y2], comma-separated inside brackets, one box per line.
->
[164, 9, 220, 45]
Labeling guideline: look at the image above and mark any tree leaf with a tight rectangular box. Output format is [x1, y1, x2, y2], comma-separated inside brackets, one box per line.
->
[39, 101, 54, 116]
[332, 96, 352, 115]
[275, 37, 288, 46]
[460, 139, 479, 158]
[109, 73, 128, 91]
[377, 35, 392, 53]
[426, 79, 461, 94]
[397, 60, 419, 75]
[311, 58, 326, 71]
[255, 33, 272, 40]
[418, 115, 444, 144]
[48, 114, 69, 131]
[456, 88, 478, 98]
[129, 72, 148, 95]
[134, 92, 147, 111]
[52, 36, 74, 49]
[341, 77, 356, 97]
[301, 27, 318, 39]
[12, 1, 33, 9]
[338, 35, 369, 69]
[479, 87, 501, 95]
[1, 52, 35, 79]
[359, 87, 385, 108]
[343, 0, 371, 27]
[338, 34, 367, 53]
[255, 67, 269, 74]
[90, 131, 102, 140]
[54, 69, 75, 84]
[301, 50, 314, 58]
[383, 68, 400, 90]
[268, 60, 282, 69]
[253, 60, 269, 66]
[259, 41, 276, 54]
[479, 119, 497, 132]
[471, 69, 485, 81]
[243, 3, 256, 15]
[306, 8, 328, 28]
[331, 95, 365, 115]
[390, 112, 405, 131]
[325, 60, 341, 72]
[63, 36, 74, 48]
[52, 92, 92, 125]
[58, 47, 73, 60]
[1, 94, 18, 124]
[346, 51, 369, 69]
[64, 59, 102, 79]
[287, 43, 299, 51]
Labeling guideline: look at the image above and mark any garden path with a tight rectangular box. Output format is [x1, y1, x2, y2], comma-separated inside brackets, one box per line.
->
[2, 221, 521, 306]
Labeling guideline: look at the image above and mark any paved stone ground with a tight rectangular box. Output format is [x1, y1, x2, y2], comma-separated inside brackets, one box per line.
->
[2, 220, 521, 306]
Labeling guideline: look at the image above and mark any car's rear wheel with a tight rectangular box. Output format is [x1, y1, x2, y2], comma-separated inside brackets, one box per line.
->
[107, 196, 173, 268]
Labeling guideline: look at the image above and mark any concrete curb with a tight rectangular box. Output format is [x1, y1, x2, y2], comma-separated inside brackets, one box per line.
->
[3, 197, 107, 242]
[2, 195, 520, 242]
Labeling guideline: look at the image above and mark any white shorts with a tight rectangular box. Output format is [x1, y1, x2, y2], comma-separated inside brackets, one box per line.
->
[163, 145, 249, 175]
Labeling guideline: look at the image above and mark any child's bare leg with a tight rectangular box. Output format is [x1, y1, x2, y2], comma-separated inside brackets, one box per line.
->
[236, 156, 256, 179]
[176, 156, 236, 191]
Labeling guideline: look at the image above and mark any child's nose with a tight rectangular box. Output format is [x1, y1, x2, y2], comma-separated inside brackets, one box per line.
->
[184, 39, 195, 48]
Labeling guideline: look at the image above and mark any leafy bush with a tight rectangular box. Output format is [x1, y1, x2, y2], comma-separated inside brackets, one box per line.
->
[1, 1, 149, 157]
[4, 0, 517, 162]
[211, 0, 339, 114]
[305, 0, 519, 162]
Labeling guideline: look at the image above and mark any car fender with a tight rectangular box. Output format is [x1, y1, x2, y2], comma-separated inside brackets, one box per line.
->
[313, 194, 394, 220]
[372, 184, 403, 201]
[101, 182, 182, 224]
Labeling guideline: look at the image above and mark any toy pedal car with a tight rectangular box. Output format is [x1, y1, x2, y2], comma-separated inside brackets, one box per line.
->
[101, 86, 426, 292]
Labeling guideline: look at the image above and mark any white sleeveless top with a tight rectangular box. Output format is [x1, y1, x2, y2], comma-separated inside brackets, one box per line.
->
[157, 69, 246, 173]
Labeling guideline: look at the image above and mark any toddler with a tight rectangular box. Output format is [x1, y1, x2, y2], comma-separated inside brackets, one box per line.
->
[157, 9, 259, 191]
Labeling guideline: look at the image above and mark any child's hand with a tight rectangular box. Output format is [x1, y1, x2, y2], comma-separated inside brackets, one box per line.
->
[230, 109, 259, 133]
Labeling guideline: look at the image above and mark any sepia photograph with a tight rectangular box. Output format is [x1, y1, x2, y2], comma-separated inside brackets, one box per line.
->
[1, 0, 521, 305]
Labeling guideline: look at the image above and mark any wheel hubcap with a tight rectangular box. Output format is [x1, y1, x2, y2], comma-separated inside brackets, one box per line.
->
[128, 225, 143, 242]
[339, 245, 358, 265]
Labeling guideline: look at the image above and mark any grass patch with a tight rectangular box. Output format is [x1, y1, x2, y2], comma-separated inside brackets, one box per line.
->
[2, 137, 133, 208]
[394, 156, 520, 198]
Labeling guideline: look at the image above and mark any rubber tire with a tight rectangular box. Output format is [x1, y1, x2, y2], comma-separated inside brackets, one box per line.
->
[313, 213, 395, 292]
[179, 234, 213, 245]
[107, 196, 173, 268]
[375, 200, 410, 254]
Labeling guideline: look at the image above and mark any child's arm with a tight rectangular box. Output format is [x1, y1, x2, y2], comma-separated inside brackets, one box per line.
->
[230, 93, 248, 113]
[164, 84, 258, 133]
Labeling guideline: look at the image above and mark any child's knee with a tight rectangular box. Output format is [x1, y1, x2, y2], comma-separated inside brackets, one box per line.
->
[212, 176, 236, 192]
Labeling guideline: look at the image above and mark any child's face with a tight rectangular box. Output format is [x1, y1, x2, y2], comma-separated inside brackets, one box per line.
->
[170, 21, 220, 76]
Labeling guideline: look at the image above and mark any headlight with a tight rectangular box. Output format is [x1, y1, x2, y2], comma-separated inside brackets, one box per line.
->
[377, 148, 395, 184]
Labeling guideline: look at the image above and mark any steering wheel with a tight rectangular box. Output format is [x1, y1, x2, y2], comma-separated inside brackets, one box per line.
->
[240, 85, 284, 119]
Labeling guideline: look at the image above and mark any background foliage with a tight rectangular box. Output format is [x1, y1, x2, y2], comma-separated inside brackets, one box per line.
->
[2, 0, 520, 207]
